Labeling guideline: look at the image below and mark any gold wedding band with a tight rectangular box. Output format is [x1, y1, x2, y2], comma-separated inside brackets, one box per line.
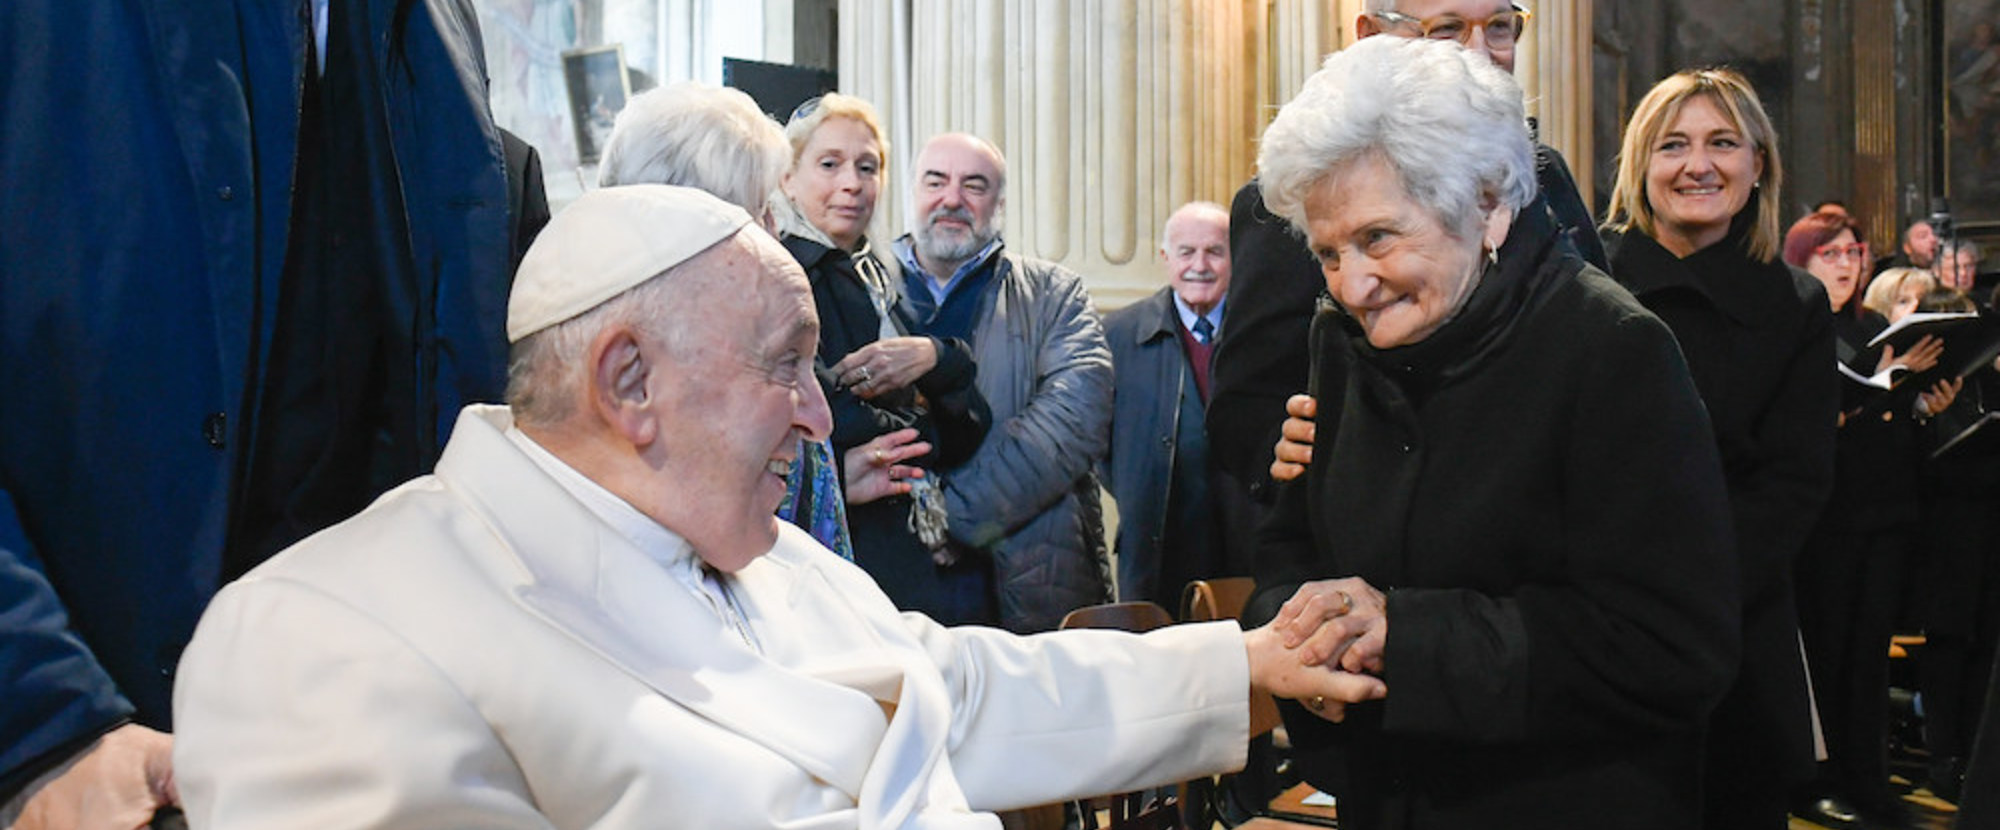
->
[1334, 590, 1353, 617]
[1306, 695, 1326, 712]
[856, 367, 872, 384]
[872, 449, 886, 464]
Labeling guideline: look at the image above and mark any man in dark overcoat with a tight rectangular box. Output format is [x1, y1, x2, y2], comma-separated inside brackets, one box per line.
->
[0, 0, 523, 823]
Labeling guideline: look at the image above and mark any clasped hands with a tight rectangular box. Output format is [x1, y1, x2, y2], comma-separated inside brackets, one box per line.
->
[1245, 577, 1390, 722]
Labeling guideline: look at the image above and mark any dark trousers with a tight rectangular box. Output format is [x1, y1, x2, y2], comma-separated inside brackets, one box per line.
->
[1797, 525, 1914, 809]
[1919, 495, 2000, 760]
[1701, 766, 1790, 830]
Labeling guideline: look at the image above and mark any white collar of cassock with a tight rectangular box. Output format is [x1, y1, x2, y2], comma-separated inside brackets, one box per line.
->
[503, 425, 761, 652]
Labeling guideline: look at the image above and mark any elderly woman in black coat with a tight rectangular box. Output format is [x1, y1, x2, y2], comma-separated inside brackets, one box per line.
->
[1599, 69, 1840, 830]
[1252, 37, 1740, 830]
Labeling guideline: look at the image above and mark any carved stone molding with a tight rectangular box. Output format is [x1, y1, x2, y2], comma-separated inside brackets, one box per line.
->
[839, 0, 1595, 308]
[842, 0, 1270, 306]
[1518, 0, 1595, 207]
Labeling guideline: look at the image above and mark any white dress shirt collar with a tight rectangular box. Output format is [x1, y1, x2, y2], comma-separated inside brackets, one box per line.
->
[504, 425, 762, 652]
[1172, 292, 1224, 341]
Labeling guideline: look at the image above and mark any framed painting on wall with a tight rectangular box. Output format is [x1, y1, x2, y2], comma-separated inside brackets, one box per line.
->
[563, 43, 631, 165]
[1946, 0, 2000, 234]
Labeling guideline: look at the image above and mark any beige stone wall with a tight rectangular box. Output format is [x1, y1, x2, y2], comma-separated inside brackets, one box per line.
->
[839, 0, 1592, 309]
[1517, 1, 1594, 208]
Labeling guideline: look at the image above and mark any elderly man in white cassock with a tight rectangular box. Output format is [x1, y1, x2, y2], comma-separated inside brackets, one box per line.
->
[168, 185, 1382, 829]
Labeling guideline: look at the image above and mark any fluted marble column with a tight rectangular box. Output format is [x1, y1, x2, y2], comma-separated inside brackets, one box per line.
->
[843, 0, 1277, 305]
[839, 0, 1595, 307]
[1517, 0, 1595, 208]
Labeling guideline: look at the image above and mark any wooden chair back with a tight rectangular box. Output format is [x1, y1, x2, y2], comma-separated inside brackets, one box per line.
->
[1059, 601, 1175, 633]
[1181, 577, 1257, 626]
[1182, 578, 1281, 738]
[1053, 601, 1186, 829]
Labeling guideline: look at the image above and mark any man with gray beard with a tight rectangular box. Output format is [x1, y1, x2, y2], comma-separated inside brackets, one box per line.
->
[878, 133, 1113, 632]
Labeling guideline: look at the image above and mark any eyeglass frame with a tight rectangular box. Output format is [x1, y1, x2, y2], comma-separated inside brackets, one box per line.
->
[1368, 4, 1533, 49]
[1812, 242, 1870, 264]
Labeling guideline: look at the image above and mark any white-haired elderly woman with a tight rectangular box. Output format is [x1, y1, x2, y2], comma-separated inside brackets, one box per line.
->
[1249, 37, 1738, 830]
[770, 94, 995, 625]
[597, 82, 862, 559]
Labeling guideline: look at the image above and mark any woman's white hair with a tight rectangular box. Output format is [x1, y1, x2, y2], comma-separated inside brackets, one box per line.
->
[1256, 36, 1537, 240]
[597, 82, 789, 216]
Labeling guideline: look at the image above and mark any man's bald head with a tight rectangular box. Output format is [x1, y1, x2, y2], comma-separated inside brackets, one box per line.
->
[1160, 202, 1231, 315]
[908, 132, 1009, 277]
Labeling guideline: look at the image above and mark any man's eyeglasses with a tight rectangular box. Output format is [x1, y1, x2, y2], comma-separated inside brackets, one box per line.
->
[1371, 4, 1532, 49]
[1813, 242, 1870, 264]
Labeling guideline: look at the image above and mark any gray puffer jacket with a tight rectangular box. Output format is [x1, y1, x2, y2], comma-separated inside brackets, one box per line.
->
[887, 246, 1114, 632]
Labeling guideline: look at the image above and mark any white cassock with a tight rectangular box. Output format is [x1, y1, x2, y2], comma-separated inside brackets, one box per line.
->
[172, 405, 1249, 829]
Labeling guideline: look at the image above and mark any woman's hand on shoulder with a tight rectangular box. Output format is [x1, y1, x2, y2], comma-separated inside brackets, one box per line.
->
[1270, 394, 1318, 483]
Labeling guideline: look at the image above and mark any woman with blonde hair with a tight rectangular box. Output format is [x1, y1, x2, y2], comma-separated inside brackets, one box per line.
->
[773, 93, 996, 624]
[1602, 67, 1839, 829]
[1864, 267, 1941, 322]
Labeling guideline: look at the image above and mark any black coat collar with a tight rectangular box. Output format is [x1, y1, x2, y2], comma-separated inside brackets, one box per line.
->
[782, 233, 842, 274]
[1130, 287, 1185, 346]
[1607, 202, 1784, 328]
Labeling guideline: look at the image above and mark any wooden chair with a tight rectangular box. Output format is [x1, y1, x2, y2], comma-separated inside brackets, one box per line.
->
[1182, 578, 1338, 829]
[1060, 601, 1177, 633]
[1890, 633, 1925, 659]
[1181, 579, 1280, 737]
[1039, 601, 1188, 829]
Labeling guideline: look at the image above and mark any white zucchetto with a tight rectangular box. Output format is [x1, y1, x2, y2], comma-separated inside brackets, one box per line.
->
[507, 184, 753, 342]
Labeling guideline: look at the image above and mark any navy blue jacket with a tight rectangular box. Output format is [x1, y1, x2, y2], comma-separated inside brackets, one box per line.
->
[1101, 287, 1226, 607]
[0, 0, 512, 797]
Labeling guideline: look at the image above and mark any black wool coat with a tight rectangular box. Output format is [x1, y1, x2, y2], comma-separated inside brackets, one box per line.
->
[1256, 209, 1740, 830]
[785, 236, 991, 466]
[1606, 217, 1838, 791]
[783, 235, 995, 622]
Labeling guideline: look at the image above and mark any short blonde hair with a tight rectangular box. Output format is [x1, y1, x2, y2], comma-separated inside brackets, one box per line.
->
[785, 93, 890, 172]
[1604, 68, 1785, 263]
[1861, 267, 1935, 319]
